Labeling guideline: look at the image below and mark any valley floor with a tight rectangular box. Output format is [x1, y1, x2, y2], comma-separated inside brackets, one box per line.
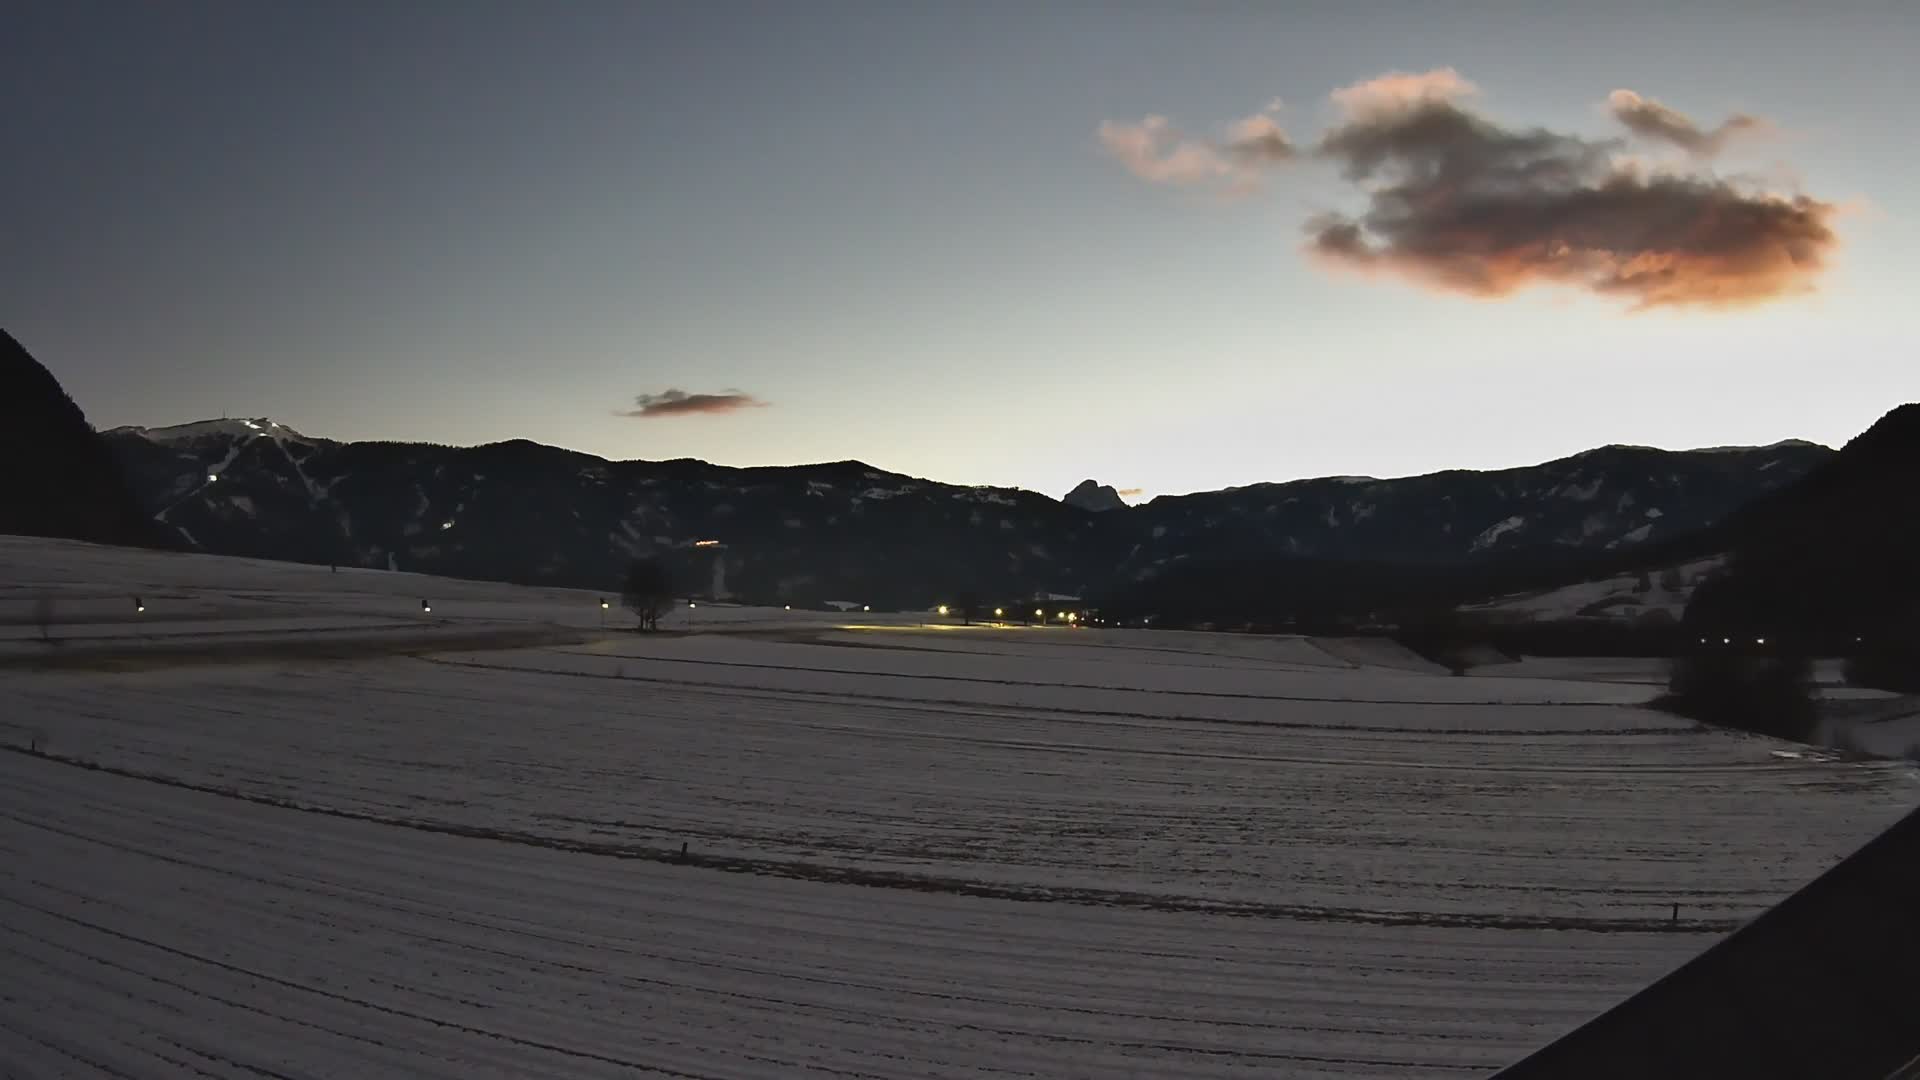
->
[2, 537, 1915, 1077]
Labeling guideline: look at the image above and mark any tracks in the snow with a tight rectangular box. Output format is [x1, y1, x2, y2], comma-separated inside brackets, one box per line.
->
[1, 746, 1741, 934]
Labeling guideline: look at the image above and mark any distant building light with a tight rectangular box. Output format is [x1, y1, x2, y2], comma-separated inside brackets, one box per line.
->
[689, 602, 698, 609]
[207, 474, 219, 483]
[1756, 637, 1767, 645]
[937, 605, 949, 616]
[441, 520, 455, 530]
[994, 608, 1004, 618]
[1722, 637, 1731, 645]
[694, 539, 721, 547]
[600, 599, 609, 610]
[863, 605, 870, 612]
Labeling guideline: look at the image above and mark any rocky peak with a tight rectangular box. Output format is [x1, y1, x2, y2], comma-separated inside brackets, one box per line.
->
[1064, 479, 1127, 513]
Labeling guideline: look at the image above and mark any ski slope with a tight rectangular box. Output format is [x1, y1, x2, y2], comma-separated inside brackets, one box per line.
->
[3, 537, 1915, 1077]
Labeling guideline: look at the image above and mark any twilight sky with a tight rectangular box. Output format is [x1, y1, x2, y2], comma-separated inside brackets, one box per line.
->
[6, 1, 1917, 502]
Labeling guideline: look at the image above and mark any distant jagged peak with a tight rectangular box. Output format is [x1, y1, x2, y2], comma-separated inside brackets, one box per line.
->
[1063, 479, 1128, 512]
[110, 417, 310, 444]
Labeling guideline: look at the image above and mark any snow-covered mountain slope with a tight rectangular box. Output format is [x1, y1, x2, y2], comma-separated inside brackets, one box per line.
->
[107, 417, 310, 445]
[1460, 555, 1729, 626]
[102, 420, 1830, 604]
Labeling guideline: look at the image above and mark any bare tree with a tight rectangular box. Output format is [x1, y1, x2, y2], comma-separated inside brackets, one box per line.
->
[622, 557, 674, 632]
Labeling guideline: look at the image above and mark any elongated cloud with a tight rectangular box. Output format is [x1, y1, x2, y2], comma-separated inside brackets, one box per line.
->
[1607, 90, 1763, 156]
[1099, 69, 1836, 308]
[1098, 109, 1295, 192]
[621, 389, 765, 419]
[1309, 72, 1830, 308]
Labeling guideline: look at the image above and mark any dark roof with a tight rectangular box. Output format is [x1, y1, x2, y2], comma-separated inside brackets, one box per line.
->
[1494, 799, 1920, 1080]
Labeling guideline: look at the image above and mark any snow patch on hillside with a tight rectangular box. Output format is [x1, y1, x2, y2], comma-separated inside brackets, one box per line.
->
[1472, 516, 1526, 551]
[1463, 555, 1727, 623]
[113, 418, 310, 445]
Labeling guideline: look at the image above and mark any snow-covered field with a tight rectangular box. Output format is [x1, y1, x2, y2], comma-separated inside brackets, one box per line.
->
[3, 537, 1916, 1077]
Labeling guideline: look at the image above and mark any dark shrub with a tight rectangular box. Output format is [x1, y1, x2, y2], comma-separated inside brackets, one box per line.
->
[1662, 650, 1818, 742]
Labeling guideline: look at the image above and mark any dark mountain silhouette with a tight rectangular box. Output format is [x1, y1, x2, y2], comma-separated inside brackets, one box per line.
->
[0, 330, 168, 548]
[101, 416, 1824, 608]
[1063, 480, 1128, 513]
[1681, 403, 1920, 653]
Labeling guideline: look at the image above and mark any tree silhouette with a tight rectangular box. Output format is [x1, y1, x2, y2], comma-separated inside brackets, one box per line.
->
[955, 589, 983, 626]
[622, 557, 673, 632]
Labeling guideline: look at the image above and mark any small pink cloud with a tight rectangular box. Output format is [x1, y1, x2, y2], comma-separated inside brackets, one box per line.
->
[1098, 110, 1296, 192]
[620, 389, 766, 419]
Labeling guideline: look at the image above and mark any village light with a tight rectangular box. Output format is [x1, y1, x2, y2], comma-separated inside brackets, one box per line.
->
[937, 605, 949, 617]
[994, 608, 1004, 618]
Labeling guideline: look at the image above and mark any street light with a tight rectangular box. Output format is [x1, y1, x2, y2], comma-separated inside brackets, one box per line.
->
[937, 605, 949, 617]
[421, 599, 432, 614]
[994, 607, 1004, 618]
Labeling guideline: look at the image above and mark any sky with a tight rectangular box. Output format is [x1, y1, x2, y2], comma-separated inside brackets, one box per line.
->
[6, 1, 1918, 502]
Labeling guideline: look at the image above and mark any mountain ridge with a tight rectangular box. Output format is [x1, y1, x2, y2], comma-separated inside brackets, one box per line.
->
[1, 330, 171, 550]
[107, 415, 1835, 508]
[102, 415, 1831, 607]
